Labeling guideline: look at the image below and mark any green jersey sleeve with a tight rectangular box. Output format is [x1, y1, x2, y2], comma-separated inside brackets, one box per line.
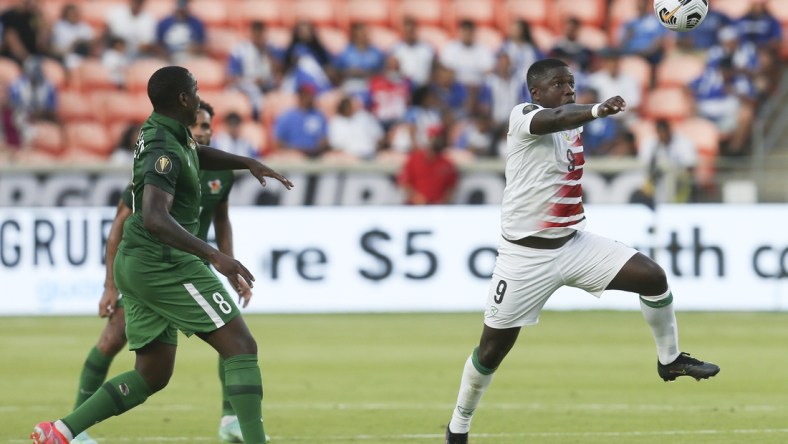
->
[142, 149, 182, 195]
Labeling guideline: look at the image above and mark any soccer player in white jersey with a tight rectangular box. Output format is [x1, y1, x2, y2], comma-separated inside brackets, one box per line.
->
[444, 58, 720, 444]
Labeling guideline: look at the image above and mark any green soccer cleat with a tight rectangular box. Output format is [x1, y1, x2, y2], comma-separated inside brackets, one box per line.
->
[71, 431, 98, 444]
[658, 352, 720, 381]
[218, 418, 270, 443]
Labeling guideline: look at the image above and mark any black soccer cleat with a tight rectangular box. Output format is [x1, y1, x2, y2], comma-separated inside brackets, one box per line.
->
[658, 352, 720, 381]
[445, 426, 468, 444]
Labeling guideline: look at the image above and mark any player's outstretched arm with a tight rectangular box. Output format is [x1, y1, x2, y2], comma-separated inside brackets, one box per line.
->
[529, 96, 627, 135]
[99, 198, 133, 318]
[197, 145, 294, 189]
[142, 184, 255, 292]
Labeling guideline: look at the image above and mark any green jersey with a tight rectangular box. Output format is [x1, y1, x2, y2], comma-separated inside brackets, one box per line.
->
[196, 170, 235, 242]
[120, 112, 201, 263]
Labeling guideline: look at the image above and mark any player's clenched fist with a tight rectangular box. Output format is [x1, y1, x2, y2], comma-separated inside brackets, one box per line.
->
[598, 96, 627, 117]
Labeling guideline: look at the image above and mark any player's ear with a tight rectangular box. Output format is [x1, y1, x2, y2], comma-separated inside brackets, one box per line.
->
[178, 92, 188, 108]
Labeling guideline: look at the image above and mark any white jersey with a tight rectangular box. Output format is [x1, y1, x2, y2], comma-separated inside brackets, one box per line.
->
[500, 103, 587, 240]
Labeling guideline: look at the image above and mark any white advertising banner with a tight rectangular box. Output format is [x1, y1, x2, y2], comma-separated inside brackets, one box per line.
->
[1, 205, 788, 315]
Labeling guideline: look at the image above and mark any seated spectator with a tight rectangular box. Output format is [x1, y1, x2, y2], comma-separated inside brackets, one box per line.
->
[638, 119, 698, 203]
[213, 112, 258, 158]
[228, 21, 283, 119]
[327, 95, 384, 160]
[587, 47, 642, 120]
[578, 89, 621, 156]
[676, 7, 731, 51]
[550, 17, 594, 72]
[735, 0, 782, 54]
[453, 112, 495, 157]
[392, 17, 435, 87]
[273, 83, 329, 158]
[392, 85, 442, 152]
[706, 27, 758, 77]
[334, 22, 385, 96]
[51, 3, 95, 69]
[501, 19, 543, 84]
[398, 127, 459, 205]
[0, 0, 49, 65]
[102, 36, 130, 88]
[478, 52, 528, 131]
[8, 56, 57, 122]
[283, 21, 332, 75]
[0, 81, 25, 155]
[106, 0, 157, 58]
[753, 46, 781, 99]
[439, 20, 495, 89]
[368, 55, 410, 131]
[155, 0, 206, 62]
[617, 0, 669, 73]
[430, 64, 469, 120]
[689, 56, 756, 156]
[608, 129, 638, 158]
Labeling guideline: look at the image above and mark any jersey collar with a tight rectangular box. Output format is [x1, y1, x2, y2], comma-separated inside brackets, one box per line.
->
[149, 111, 193, 146]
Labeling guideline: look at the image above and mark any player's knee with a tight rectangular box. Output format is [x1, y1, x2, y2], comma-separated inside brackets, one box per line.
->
[144, 370, 173, 393]
[238, 336, 258, 355]
[97, 335, 127, 356]
[641, 261, 668, 296]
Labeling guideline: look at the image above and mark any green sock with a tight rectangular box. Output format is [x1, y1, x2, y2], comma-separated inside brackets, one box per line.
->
[218, 356, 235, 417]
[74, 346, 114, 409]
[61, 370, 152, 435]
[224, 354, 266, 443]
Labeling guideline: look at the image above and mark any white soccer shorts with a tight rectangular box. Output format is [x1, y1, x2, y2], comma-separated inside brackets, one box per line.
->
[483, 230, 638, 329]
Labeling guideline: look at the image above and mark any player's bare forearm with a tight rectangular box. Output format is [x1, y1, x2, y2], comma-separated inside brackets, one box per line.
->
[530, 96, 626, 135]
[105, 199, 132, 290]
[197, 145, 256, 170]
[213, 199, 234, 258]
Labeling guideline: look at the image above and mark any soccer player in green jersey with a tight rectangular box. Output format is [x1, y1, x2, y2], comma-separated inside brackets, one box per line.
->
[32, 66, 292, 444]
[68, 101, 262, 444]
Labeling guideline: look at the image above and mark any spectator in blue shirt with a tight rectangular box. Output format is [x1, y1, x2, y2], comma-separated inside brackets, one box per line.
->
[430, 64, 468, 120]
[228, 21, 283, 119]
[578, 89, 620, 156]
[334, 22, 385, 96]
[156, 0, 205, 62]
[283, 21, 332, 74]
[677, 8, 732, 50]
[706, 27, 758, 77]
[9, 56, 57, 122]
[735, 0, 782, 54]
[273, 83, 329, 158]
[617, 0, 669, 67]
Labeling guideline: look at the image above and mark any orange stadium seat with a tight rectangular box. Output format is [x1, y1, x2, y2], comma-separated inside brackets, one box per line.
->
[290, 0, 342, 28]
[181, 57, 226, 91]
[266, 26, 293, 49]
[29, 121, 65, 156]
[94, 91, 152, 125]
[206, 27, 244, 59]
[450, 0, 499, 31]
[416, 25, 451, 53]
[344, 0, 394, 29]
[656, 53, 705, 87]
[675, 117, 720, 157]
[65, 122, 114, 156]
[642, 87, 693, 121]
[190, 0, 232, 28]
[230, 0, 286, 29]
[124, 59, 168, 93]
[41, 58, 67, 89]
[576, 25, 609, 50]
[143, 0, 175, 21]
[711, 0, 753, 20]
[499, 0, 549, 29]
[315, 88, 344, 119]
[73, 59, 117, 91]
[79, 0, 123, 30]
[57, 90, 95, 122]
[396, 0, 446, 28]
[530, 25, 557, 53]
[367, 25, 401, 52]
[608, 0, 638, 44]
[551, 0, 608, 32]
[475, 26, 504, 52]
[261, 90, 297, 124]
[239, 121, 267, 154]
[769, 0, 788, 24]
[619, 55, 652, 92]
[0, 56, 21, 84]
[316, 26, 349, 55]
[199, 89, 254, 121]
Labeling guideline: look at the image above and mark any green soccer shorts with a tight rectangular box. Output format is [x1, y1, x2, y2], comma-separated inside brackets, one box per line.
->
[114, 253, 240, 351]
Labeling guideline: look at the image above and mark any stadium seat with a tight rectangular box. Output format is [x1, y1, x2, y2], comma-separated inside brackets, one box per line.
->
[475, 26, 504, 52]
[143, 0, 175, 20]
[189, 0, 232, 28]
[28, 121, 65, 156]
[180, 57, 226, 91]
[530, 25, 558, 53]
[266, 26, 293, 50]
[124, 58, 168, 93]
[316, 26, 349, 55]
[57, 90, 95, 122]
[315, 88, 344, 119]
[65, 122, 114, 156]
[344, 0, 394, 29]
[416, 25, 451, 52]
[396, 0, 446, 29]
[642, 87, 693, 121]
[656, 53, 705, 87]
[576, 25, 609, 51]
[619, 55, 652, 92]
[769, 0, 788, 25]
[206, 27, 244, 59]
[608, 0, 638, 44]
[367, 25, 401, 53]
[230, 0, 286, 29]
[261, 90, 297, 125]
[239, 121, 267, 154]
[675, 117, 720, 156]
[73, 59, 117, 91]
[0, 56, 21, 84]
[628, 118, 655, 147]
[551, 0, 607, 32]
[289, 0, 342, 28]
[199, 89, 254, 121]
[79, 0, 124, 30]
[41, 58, 66, 89]
[449, 0, 499, 32]
[39, 0, 67, 25]
[711, 0, 753, 20]
[499, 0, 549, 29]
[94, 91, 152, 125]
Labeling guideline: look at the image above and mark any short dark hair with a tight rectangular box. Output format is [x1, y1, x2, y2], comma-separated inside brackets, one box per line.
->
[250, 20, 265, 32]
[526, 58, 569, 91]
[225, 111, 242, 125]
[147, 66, 194, 110]
[199, 100, 214, 118]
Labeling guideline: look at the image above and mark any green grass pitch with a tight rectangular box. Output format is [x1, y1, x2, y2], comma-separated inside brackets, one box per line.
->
[3, 311, 788, 443]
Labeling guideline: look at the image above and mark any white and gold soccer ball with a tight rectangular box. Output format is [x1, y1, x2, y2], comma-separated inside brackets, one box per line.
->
[654, 0, 709, 32]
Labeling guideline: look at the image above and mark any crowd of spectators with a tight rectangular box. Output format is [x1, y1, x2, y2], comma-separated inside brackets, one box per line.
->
[0, 0, 785, 202]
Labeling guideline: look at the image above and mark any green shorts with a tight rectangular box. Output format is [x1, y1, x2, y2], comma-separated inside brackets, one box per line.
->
[114, 252, 240, 351]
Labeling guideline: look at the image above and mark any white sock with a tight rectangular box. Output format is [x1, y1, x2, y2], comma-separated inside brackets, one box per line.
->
[53, 420, 74, 441]
[640, 289, 680, 365]
[448, 350, 495, 434]
[220, 415, 238, 427]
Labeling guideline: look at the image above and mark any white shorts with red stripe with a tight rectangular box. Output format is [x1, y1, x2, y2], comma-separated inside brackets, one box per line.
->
[483, 230, 638, 329]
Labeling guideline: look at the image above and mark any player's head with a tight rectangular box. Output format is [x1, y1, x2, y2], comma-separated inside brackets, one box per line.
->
[147, 65, 200, 126]
[190, 100, 214, 145]
[527, 58, 575, 108]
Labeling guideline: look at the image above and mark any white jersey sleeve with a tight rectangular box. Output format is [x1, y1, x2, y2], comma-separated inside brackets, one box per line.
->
[500, 103, 587, 240]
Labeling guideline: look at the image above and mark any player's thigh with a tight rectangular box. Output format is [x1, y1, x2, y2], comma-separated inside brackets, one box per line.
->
[559, 231, 638, 296]
[484, 240, 563, 329]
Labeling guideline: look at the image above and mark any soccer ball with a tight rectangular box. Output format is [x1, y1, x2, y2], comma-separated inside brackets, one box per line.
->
[653, 0, 709, 32]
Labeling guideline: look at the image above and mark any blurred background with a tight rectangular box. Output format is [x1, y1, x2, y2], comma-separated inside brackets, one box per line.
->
[0, 0, 786, 207]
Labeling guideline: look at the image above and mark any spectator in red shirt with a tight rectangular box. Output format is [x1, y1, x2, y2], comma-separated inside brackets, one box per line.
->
[398, 127, 459, 205]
